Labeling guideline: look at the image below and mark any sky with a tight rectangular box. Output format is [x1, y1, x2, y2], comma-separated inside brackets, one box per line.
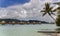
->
[0, 0, 30, 7]
[0, 0, 60, 22]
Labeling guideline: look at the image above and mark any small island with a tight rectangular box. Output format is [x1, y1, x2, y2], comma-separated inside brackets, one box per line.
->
[0, 19, 52, 25]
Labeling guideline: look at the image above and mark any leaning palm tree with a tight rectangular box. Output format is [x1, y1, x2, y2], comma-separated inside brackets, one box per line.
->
[41, 2, 60, 26]
[41, 3, 55, 20]
[53, 2, 60, 26]
[52, 7, 60, 26]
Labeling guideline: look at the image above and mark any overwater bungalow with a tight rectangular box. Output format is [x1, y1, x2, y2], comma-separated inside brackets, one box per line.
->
[0, 19, 42, 25]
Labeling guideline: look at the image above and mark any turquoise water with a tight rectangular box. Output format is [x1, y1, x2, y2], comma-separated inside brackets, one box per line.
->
[0, 24, 57, 36]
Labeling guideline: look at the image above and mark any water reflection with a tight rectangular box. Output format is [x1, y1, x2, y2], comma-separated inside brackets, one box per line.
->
[56, 28, 60, 33]
[37, 28, 60, 36]
[0, 24, 59, 36]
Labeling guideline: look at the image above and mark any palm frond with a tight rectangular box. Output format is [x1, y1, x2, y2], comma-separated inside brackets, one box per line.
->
[53, 2, 60, 5]
[52, 9, 57, 12]
[51, 12, 56, 16]
[42, 12, 47, 16]
[41, 3, 56, 20]
[41, 10, 45, 12]
[45, 3, 50, 9]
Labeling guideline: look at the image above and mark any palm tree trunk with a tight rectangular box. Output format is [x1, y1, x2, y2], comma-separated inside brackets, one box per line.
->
[56, 15, 60, 26]
[55, 9, 60, 26]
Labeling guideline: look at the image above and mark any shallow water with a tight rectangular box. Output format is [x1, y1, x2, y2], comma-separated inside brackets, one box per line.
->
[0, 24, 58, 36]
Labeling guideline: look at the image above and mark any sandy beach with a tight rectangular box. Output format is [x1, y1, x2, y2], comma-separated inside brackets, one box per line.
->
[37, 33, 60, 36]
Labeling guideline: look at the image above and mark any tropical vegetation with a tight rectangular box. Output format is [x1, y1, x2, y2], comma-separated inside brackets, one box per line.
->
[41, 2, 60, 26]
[41, 3, 55, 20]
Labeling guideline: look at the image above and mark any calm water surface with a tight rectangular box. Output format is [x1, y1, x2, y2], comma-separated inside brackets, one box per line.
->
[0, 24, 57, 36]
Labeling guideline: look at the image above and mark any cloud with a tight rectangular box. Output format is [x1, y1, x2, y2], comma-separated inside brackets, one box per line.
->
[0, 0, 59, 22]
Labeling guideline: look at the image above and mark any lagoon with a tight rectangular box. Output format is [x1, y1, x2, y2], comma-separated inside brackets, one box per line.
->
[0, 24, 58, 36]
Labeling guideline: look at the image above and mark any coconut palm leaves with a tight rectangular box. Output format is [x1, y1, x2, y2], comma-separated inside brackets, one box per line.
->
[41, 3, 55, 20]
[53, 2, 60, 5]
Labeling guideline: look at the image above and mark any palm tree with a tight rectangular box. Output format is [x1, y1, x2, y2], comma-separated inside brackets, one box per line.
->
[53, 2, 60, 26]
[54, 7, 60, 26]
[41, 3, 55, 20]
[41, 2, 60, 26]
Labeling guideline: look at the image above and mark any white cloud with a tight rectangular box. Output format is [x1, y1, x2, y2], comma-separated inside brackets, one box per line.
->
[0, 0, 59, 22]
